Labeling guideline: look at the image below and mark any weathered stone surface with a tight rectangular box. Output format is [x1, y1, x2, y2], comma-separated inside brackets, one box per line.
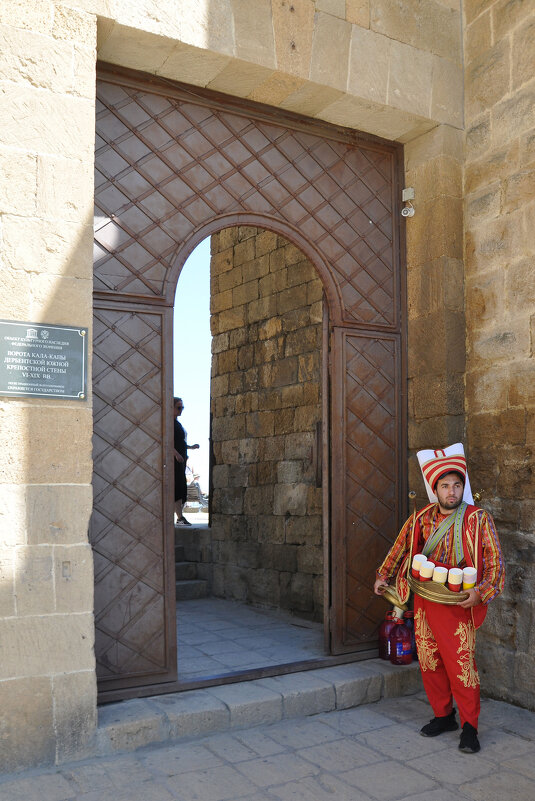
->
[0, 676, 55, 772]
[466, 37, 511, 121]
[346, 0, 370, 27]
[388, 39, 433, 117]
[0, 83, 95, 158]
[271, 0, 314, 78]
[372, 0, 461, 60]
[310, 12, 351, 91]
[0, 613, 94, 680]
[53, 670, 97, 764]
[347, 26, 389, 105]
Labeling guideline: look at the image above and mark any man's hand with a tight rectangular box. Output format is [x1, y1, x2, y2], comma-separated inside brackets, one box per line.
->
[457, 588, 482, 609]
[374, 578, 389, 596]
[174, 449, 184, 463]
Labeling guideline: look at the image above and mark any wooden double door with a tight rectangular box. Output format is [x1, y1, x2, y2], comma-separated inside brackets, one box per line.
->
[91, 64, 407, 700]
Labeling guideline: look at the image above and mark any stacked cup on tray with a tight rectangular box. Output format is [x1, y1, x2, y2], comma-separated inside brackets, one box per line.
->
[411, 554, 476, 592]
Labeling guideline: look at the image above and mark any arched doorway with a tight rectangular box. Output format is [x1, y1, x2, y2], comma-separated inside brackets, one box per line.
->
[91, 64, 406, 701]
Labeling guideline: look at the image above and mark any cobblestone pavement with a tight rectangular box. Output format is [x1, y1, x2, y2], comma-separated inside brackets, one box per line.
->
[2, 692, 535, 801]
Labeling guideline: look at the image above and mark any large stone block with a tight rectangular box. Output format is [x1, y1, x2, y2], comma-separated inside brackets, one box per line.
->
[372, 0, 461, 61]
[0, 405, 92, 485]
[243, 485, 274, 516]
[465, 114, 491, 160]
[465, 366, 508, 414]
[465, 210, 524, 274]
[513, 16, 535, 90]
[0, 612, 94, 680]
[2, 215, 93, 280]
[388, 38, 434, 117]
[9, 484, 91, 547]
[502, 168, 535, 214]
[0, 0, 53, 33]
[273, 483, 309, 515]
[492, 84, 535, 149]
[471, 321, 530, 366]
[0, 676, 55, 772]
[347, 26, 389, 105]
[14, 545, 55, 616]
[30, 274, 93, 325]
[493, 0, 533, 39]
[0, 147, 36, 216]
[347, 0, 370, 27]
[53, 670, 97, 764]
[407, 195, 463, 266]
[465, 37, 510, 121]
[0, 83, 95, 159]
[464, 8, 492, 66]
[310, 11, 351, 91]
[260, 543, 298, 572]
[430, 54, 463, 127]
[231, 0, 276, 68]
[469, 409, 527, 449]
[54, 543, 94, 613]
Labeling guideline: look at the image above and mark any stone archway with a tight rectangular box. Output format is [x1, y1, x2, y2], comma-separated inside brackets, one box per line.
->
[91, 64, 406, 700]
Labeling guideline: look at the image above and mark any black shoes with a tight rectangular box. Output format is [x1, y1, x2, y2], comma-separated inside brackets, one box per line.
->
[177, 516, 191, 526]
[420, 709, 459, 737]
[420, 711, 480, 753]
[459, 722, 481, 753]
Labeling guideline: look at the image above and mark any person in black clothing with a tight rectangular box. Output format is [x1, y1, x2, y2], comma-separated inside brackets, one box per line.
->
[174, 397, 199, 526]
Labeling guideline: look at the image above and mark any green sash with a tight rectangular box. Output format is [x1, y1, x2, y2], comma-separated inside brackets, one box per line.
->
[422, 502, 467, 565]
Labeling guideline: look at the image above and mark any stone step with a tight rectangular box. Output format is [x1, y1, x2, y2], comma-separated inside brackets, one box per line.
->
[175, 579, 208, 600]
[175, 561, 197, 581]
[175, 545, 186, 562]
[95, 660, 422, 759]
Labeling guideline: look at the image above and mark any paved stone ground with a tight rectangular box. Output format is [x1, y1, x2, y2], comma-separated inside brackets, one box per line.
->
[2, 692, 534, 801]
[177, 598, 324, 681]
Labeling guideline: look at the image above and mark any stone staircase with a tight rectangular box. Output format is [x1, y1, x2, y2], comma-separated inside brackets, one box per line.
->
[174, 524, 212, 600]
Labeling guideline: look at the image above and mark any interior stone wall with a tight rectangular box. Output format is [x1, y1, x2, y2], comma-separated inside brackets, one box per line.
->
[210, 227, 324, 619]
[463, 0, 535, 710]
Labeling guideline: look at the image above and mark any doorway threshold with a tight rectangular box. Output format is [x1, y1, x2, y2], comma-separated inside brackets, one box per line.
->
[95, 659, 422, 759]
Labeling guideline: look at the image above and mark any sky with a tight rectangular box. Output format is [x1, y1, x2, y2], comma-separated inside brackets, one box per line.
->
[173, 237, 211, 491]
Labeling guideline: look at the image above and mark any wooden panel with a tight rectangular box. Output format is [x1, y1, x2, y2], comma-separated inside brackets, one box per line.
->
[95, 74, 397, 328]
[330, 328, 404, 653]
[90, 304, 176, 691]
[92, 66, 405, 697]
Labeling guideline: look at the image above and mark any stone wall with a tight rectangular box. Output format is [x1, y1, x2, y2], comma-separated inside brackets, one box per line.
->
[0, 1, 97, 772]
[463, 0, 535, 709]
[210, 227, 324, 619]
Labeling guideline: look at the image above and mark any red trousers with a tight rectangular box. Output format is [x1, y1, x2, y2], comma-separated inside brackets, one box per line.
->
[414, 596, 485, 729]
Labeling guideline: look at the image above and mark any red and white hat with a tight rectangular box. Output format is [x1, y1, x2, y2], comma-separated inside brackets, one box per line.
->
[417, 443, 473, 504]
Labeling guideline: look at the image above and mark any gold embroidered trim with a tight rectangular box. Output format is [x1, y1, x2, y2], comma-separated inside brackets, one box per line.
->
[415, 608, 439, 672]
[455, 621, 480, 688]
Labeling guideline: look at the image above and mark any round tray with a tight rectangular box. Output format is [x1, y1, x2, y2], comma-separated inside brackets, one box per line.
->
[380, 586, 408, 611]
[408, 575, 469, 604]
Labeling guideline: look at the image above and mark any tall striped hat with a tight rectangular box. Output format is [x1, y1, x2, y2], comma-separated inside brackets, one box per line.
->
[417, 443, 473, 504]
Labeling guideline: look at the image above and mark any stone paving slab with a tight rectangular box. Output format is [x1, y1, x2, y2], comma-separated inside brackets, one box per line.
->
[1, 692, 534, 801]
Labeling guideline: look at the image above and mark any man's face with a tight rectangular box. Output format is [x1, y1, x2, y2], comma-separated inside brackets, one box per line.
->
[174, 400, 183, 417]
[435, 472, 464, 512]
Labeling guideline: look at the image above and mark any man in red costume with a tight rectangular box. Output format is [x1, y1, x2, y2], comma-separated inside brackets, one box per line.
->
[374, 446, 504, 754]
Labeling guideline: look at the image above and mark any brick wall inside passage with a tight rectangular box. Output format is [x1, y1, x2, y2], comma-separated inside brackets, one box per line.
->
[464, 1, 535, 709]
[209, 226, 324, 620]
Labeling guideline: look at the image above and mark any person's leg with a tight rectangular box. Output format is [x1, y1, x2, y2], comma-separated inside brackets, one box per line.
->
[424, 602, 480, 730]
[415, 598, 456, 721]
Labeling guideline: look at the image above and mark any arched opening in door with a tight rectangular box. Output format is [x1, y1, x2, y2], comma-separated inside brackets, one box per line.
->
[173, 225, 328, 683]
